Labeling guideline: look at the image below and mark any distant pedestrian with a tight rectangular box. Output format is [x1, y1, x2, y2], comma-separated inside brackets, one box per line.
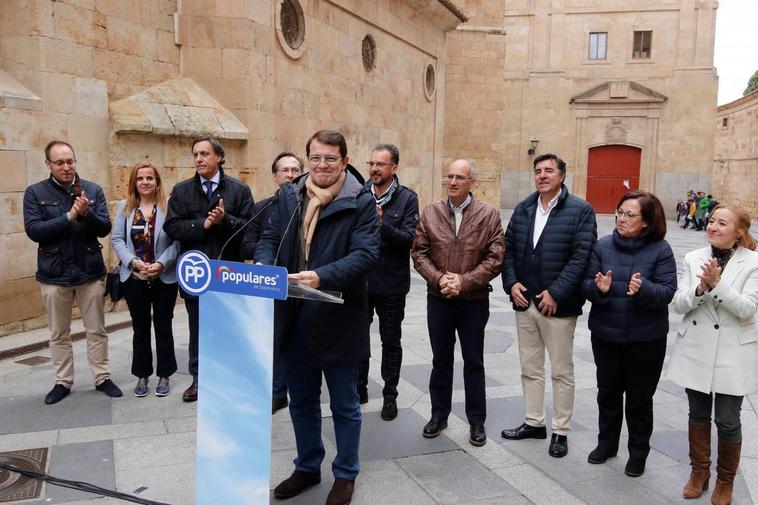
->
[676, 199, 687, 223]
[695, 192, 710, 231]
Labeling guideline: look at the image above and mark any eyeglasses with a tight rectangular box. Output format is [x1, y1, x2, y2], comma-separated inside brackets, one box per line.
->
[48, 159, 77, 167]
[308, 155, 341, 166]
[366, 161, 395, 168]
[445, 174, 473, 182]
[277, 167, 302, 174]
[616, 209, 641, 219]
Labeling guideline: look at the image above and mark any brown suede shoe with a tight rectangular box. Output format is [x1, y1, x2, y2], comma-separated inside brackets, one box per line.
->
[182, 379, 198, 403]
[326, 477, 354, 505]
[273, 470, 321, 499]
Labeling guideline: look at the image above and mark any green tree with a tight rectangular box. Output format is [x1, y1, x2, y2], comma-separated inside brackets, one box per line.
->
[745, 70, 758, 95]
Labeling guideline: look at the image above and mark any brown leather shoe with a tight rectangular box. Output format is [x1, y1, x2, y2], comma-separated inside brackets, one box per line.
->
[326, 478, 354, 505]
[182, 379, 198, 403]
[273, 470, 320, 499]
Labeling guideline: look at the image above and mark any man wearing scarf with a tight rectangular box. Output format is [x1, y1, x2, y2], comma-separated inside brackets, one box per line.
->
[357, 144, 419, 421]
[256, 130, 379, 505]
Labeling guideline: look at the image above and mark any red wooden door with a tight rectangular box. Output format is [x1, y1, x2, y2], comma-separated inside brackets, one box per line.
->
[586, 145, 641, 214]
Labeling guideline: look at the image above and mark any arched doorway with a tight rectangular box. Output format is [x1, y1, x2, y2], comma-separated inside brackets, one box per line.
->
[586, 145, 641, 214]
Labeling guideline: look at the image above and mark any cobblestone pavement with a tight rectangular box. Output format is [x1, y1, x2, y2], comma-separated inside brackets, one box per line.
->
[0, 214, 756, 504]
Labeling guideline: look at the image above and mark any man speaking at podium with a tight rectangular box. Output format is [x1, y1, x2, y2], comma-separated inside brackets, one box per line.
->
[256, 130, 379, 505]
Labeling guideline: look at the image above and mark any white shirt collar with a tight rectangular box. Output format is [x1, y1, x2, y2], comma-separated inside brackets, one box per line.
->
[199, 170, 221, 186]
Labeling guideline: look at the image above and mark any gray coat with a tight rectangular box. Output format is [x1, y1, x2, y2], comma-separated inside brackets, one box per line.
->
[111, 200, 179, 284]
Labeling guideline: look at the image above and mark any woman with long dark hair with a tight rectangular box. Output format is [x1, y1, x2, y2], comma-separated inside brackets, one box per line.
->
[667, 203, 758, 504]
[581, 191, 677, 477]
[112, 162, 179, 397]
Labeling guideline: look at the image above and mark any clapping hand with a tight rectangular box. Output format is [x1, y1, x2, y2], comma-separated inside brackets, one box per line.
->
[594, 270, 612, 294]
[696, 258, 721, 293]
[204, 198, 225, 229]
[627, 272, 642, 296]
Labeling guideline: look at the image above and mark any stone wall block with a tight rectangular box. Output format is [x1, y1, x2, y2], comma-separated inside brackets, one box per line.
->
[0, 277, 43, 324]
[216, 0, 247, 18]
[1, 36, 43, 71]
[75, 77, 109, 117]
[14, 0, 56, 37]
[223, 48, 250, 80]
[40, 73, 75, 114]
[7, 232, 37, 279]
[68, 116, 109, 153]
[25, 151, 47, 185]
[142, 0, 176, 32]
[40, 38, 93, 76]
[108, 16, 157, 58]
[93, 48, 143, 84]
[53, 1, 107, 48]
[157, 30, 180, 65]
[187, 47, 224, 78]
[218, 18, 254, 49]
[0, 193, 26, 235]
[0, 109, 68, 151]
[95, 0, 141, 20]
[135, 101, 175, 135]
[248, 0, 271, 24]
[0, 151, 27, 192]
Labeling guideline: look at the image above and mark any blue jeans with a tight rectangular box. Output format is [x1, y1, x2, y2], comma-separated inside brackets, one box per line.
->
[284, 347, 361, 480]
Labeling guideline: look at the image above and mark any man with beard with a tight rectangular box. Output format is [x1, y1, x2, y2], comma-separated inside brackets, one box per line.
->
[357, 144, 419, 420]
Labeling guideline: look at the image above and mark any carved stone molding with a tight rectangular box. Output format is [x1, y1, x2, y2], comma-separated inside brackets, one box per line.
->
[605, 119, 628, 145]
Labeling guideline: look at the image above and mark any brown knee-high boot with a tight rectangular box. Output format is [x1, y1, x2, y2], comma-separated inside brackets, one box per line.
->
[683, 422, 711, 498]
[711, 439, 741, 505]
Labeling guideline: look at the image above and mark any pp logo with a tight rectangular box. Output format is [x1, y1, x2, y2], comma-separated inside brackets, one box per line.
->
[177, 251, 212, 295]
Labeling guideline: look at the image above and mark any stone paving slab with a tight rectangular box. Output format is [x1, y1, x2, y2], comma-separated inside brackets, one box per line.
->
[0, 392, 111, 435]
[396, 450, 520, 504]
[0, 217, 756, 505]
[46, 440, 116, 504]
[324, 408, 458, 462]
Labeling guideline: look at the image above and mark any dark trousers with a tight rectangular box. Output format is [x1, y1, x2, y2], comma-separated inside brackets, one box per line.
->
[357, 293, 406, 399]
[182, 289, 199, 378]
[273, 353, 287, 401]
[427, 295, 489, 425]
[284, 346, 361, 479]
[591, 337, 666, 460]
[124, 278, 178, 378]
[686, 389, 744, 443]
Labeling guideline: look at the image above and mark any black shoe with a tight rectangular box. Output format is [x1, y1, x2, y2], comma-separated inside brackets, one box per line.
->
[44, 384, 71, 405]
[95, 378, 123, 398]
[469, 425, 487, 447]
[501, 423, 547, 440]
[381, 398, 398, 421]
[358, 388, 368, 405]
[272, 396, 288, 414]
[587, 445, 618, 464]
[624, 457, 646, 477]
[273, 470, 321, 499]
[422, 417, 447, 438]
[548, 434, 568, 458]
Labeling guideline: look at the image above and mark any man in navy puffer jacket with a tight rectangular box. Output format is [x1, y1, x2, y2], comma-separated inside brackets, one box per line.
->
[501, 154, 596, 458]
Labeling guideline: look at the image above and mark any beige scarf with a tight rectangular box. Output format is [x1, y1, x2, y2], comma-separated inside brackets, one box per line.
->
[303, 170, 346, 261]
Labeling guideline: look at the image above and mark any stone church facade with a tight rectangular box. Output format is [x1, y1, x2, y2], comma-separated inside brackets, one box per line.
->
[0, 0, 722, 331]
[0, 0, 465, 333]
[445, 0, 718, 213]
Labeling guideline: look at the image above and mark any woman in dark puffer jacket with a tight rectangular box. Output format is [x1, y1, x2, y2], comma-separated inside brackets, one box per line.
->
[581, 191, 677, 478]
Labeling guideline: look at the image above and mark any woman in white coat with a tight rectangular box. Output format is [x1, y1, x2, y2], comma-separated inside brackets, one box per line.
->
[111, 162, 179, 398]
[667, 203, 758, 505]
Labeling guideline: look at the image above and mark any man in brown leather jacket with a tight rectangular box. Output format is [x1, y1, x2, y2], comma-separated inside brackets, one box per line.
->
[411, 159, 505, 447]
